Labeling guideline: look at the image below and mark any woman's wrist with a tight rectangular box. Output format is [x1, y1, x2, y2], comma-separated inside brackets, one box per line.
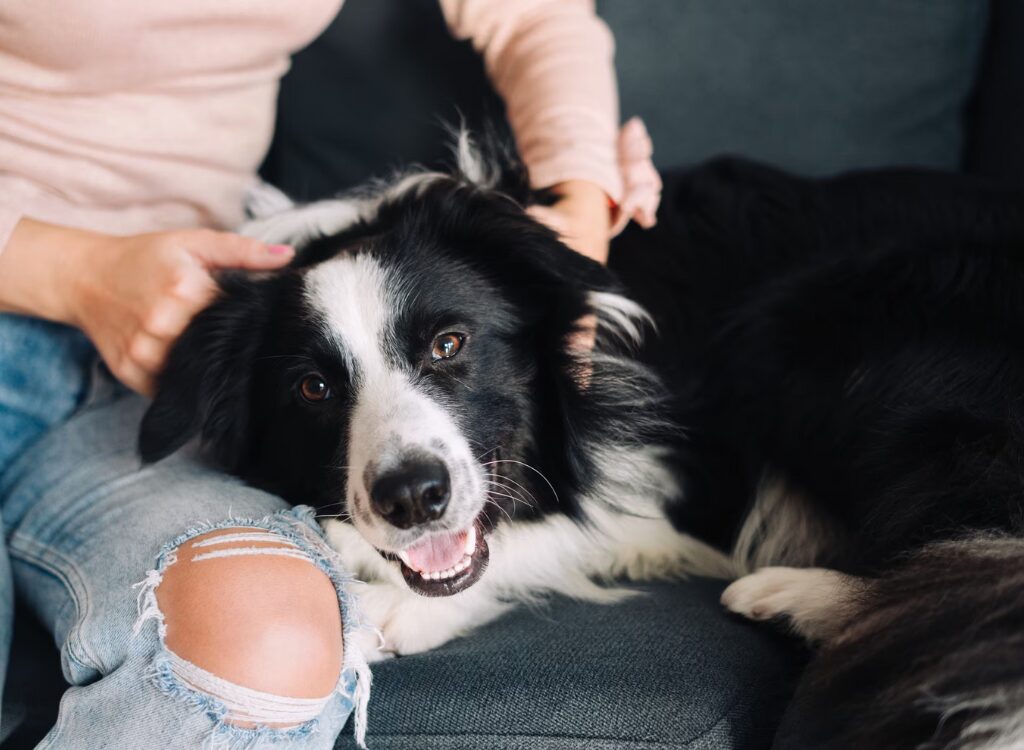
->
[542, 179, 613, 264]
[0, 217, 105, 326]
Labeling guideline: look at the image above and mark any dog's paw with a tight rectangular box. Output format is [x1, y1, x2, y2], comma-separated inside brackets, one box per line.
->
[721, 567, 812, 621]
[349, 579, 487, 658]
[347, 623, 395, 664]
[721, 566, 854, 642]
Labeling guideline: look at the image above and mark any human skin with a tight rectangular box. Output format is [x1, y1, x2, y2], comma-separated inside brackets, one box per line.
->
[0, 180, 609, 394]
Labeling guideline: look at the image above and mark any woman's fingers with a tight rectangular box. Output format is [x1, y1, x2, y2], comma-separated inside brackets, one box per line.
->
[185, 230, 294, 271]
[127, 331, 170, 375]
[101, 339, 156, 397]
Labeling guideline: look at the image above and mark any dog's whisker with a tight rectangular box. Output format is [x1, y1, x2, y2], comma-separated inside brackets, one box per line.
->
[322, 464, 355, 473]
[484, 488, 529, 512]
[314, 500, 349, 513]
[474, 444, 501, 461]
[484, 474, 538, 507]
[315, 512, 352, 521]
[253, 354, 319, 364]
[449, 374, 474, 391]
[483, 479, 533, 508]
[483, 459, 560, 505]
[483, 495, 514, 522]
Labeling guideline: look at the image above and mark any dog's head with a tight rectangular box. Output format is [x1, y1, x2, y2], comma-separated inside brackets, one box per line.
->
[140, 136, 665, 596]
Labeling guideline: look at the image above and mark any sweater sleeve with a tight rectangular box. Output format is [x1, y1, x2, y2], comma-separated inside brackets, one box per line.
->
[0, 205, 23, 257]
[439, 0, 623, 202]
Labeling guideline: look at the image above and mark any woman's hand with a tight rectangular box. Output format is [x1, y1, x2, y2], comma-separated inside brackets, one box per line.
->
[0, 219, 293, 395]
[525, 120, 662, 266]
[528, 180, 612, 265]
[68, 229, 295, 395]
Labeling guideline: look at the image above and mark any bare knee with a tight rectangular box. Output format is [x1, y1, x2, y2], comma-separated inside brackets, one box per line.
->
[155, 529, 344, 723]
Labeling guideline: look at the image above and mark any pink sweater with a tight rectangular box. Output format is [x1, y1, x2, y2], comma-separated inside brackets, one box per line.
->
[0, 0, 656, 254]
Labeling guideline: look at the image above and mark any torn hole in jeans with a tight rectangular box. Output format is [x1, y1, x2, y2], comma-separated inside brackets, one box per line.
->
[132, 509, 372, 748]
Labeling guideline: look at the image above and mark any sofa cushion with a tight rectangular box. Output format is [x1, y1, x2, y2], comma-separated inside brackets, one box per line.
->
[263, 0, 989, 199]
[604, 0, 989, 175]
[334, 580, 804, 750]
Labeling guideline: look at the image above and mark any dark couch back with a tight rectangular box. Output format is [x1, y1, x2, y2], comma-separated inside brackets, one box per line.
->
[262, 0, 1023, 199]
[964, 0, 1024, 184]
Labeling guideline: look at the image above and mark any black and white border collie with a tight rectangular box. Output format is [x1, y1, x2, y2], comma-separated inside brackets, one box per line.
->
[140, 136, 1024, 749]
[139, 135, 733, 660]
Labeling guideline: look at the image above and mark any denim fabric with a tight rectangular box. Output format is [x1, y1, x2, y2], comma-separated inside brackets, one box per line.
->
[0, 313, 95, 720]
[0, 311, 367, 748]
[335, 579, 803, 750]
[0, 314, 96, 475]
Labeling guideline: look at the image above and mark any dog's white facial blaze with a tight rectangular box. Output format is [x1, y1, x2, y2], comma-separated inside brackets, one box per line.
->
[303, 254, 484, 552]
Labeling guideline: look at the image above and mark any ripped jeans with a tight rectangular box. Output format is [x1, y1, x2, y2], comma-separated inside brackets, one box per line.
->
[0, 314, 369, 749]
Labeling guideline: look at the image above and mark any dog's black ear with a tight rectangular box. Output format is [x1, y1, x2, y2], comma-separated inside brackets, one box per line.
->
[139, 275, 274, 467]
[435, 187, 662, 512]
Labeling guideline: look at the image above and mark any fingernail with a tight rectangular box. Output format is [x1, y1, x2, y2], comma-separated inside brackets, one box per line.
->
[268, 244, 294, 255]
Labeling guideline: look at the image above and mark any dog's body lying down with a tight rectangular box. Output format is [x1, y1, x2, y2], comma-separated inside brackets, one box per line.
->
[140, 145, 1024, 749]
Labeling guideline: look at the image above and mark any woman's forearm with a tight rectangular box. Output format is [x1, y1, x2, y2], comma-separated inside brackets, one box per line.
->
[0, 218, 293, 394]
[440, 0, 622, 201]
[0, 218, 97, 325]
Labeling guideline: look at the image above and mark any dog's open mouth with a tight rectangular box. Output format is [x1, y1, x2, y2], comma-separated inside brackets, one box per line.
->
[387, 520, 489, 597]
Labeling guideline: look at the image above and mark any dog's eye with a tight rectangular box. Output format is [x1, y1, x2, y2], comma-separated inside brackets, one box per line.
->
[299, 374, 332, 403]
[431, 333, 464, 361]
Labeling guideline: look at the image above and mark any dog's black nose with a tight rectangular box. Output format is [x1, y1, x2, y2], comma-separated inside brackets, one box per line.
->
[369, 458, 451, 529]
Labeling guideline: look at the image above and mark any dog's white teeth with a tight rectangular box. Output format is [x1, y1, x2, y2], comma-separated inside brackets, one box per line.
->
[464, 526, 477, 556]
[419, 556, 473, 583]
[397, 551, 412, 568]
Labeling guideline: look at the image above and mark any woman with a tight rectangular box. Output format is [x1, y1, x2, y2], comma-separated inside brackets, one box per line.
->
[0, 1, 658, 746]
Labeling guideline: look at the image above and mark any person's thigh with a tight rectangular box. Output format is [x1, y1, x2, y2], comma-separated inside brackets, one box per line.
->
[0, 313, 95, 718]
[336, 579, 804, 750]
[2, 393, 370, 749]
[0, 313, 95, 474]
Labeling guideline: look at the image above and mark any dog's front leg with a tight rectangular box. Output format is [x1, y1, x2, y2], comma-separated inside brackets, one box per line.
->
[350, 579, 514, 659]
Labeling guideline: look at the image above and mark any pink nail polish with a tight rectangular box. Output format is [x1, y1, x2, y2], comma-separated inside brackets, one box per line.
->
[268, 244, 294, 255]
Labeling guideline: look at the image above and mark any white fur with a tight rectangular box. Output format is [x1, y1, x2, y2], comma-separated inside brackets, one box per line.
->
[328, 498, 732, 660]
[244, 181, 297, 220]
[453, 129, 491, 188]
[239, 172, 445, 249]
[304, 255, 484, 553]
[732, 478, 841, 573]
[929, 689, 1024, 750]
[588, 291, 655, 348]
[721, 566, 858, 642]
[240, 195, 371, 248]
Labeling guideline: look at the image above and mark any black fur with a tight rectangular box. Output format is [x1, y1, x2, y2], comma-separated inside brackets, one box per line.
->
[613, 159, 1024, 749]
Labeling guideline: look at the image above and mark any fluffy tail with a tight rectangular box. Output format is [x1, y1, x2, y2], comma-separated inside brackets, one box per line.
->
[775, 535, 1024, 750]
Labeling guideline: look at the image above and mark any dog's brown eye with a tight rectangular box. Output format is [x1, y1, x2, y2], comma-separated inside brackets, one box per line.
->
[431, 333, 464, 361]
[299, 374, 332, 403]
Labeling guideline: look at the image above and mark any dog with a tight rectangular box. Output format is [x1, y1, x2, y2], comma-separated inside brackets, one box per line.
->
[138, 134, 734, 661]
[140, 137, 1024, 748]
[609, 159, 1024, 750]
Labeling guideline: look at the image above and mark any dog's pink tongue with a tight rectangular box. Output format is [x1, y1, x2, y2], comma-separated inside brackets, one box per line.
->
[403, 529, 468, 573]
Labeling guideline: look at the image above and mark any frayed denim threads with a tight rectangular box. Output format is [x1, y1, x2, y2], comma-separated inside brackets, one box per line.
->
[133, 505, 372, 749]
